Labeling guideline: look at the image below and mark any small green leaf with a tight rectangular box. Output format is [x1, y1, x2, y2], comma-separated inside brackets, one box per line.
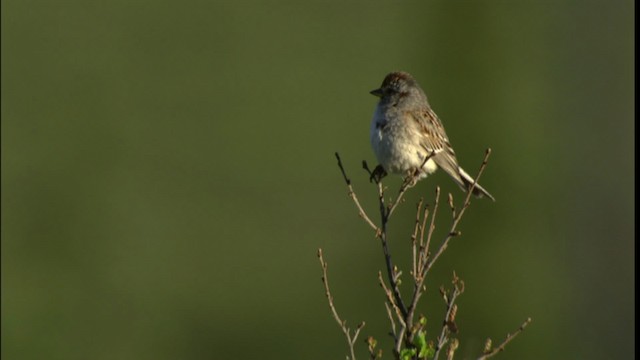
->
[400, 348, 416, 360]
[415, 330, 428, 358]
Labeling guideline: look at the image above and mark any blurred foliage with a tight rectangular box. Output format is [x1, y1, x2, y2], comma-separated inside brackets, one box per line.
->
[1, 1, 633, 359]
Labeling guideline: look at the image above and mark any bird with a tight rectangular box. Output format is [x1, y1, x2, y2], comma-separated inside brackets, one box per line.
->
[369, 71, 495, 201]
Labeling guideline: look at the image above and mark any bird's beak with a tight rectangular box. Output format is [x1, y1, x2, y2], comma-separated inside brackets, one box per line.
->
[370, 88, 383, 97]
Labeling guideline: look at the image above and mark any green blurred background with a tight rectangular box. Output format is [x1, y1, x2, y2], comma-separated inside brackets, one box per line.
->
[1, 1, 634, 359]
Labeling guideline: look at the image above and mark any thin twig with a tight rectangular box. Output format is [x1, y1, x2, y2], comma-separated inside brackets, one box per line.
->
[384, 301, 398, 342]
[386, 181, 410, 218]
[336, 153, 409, 355]
[424, 149, 492, 275]
[417, 203, 430, 274]
[411, 199, 424, 283]
[407, 150, 491, 345]
[378, 271, 406, 357]
[318, 248, 365, 360]
[387, 151, 435, 218]
[433, 277, 464, 360]
[375, 181, 409, 321]
[476, 318, 533, 360]
[423, 186, 441, 277]
[406, 150, 491, 340]
[404, 187, 441, 335]
[448, 193, 456, 220]
[335, 153, 379, 232]
[378, 272, 406, 329]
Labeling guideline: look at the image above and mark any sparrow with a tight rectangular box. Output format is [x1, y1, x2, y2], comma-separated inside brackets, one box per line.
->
[369, 71, 495, 201]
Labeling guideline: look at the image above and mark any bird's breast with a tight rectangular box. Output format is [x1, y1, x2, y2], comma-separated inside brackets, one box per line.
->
[369, 104, 438, 176]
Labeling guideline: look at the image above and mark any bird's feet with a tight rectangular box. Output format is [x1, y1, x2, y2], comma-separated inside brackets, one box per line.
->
[401, 168, 422, 189]
[369, 165, 387, 184]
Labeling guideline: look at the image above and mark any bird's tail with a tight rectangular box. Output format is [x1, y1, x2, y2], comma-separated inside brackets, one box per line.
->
[457, 167, 495, 202]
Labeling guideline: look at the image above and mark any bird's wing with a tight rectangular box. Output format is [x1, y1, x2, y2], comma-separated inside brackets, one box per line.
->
[409, 108, 449, 153]
[409, 109, 464, 186]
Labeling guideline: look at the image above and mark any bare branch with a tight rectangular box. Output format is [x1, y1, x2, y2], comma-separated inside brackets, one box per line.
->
[325, 149, 529, 360]
[385, 150, 433, 218]
[411, 199, 424, 283]
[424, 149, 492, 276]
[476, 318, 532, 360]
[375, 181, 409, 321]
[423, 186, 441, 276]
[386, 180, 411, 218]
[335, 153, 379, 232]
[433, 275, 465, 360]
[448, 192, 456, 220]
[378, 272, 406, 329]
[404, 187, 441, 333]
[417, 202, 430, 273]
[318, 248, 364, 360]
[384, 302, 398, 342]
